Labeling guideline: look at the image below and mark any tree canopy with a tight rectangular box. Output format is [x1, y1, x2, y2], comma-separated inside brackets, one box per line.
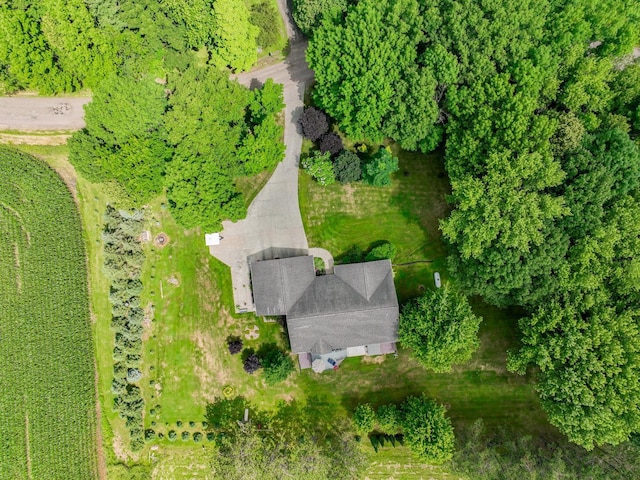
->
[399, 287, 482, 372]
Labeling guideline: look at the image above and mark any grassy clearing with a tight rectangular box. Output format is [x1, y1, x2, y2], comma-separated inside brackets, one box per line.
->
[300, 145, 452, 300]
[0, 147, 98, 479]
[235, 168, 274, 208]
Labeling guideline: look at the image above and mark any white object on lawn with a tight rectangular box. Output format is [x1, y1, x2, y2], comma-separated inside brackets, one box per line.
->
[434, 272, 442, 288]
[205, 232, 221, 246]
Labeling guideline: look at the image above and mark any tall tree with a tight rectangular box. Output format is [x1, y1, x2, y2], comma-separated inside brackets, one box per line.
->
[210, 0, 258, 72]
[399, 286, 482, 372]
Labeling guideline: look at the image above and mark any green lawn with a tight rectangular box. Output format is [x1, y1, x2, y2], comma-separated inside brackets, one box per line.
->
[300, 145, 452, 301]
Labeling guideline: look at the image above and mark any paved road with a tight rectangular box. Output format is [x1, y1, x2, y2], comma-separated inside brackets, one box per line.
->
[209, 0, 314, 312]
[0, 97, 90, 131]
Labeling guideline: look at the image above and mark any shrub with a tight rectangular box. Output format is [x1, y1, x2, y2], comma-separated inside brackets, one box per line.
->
[193, 432, 203, 443]
[130, 437, 145, 451]
[127, 368, 142, 383]
[353, 404, 376, 433]
[340, 244, 364, 264]
[319, 132, 343, 156]
[302, 150, 336, 186]
[181, 431, 190, 441]
[400, 396, 454, 464]
[168, 430, 177, 441]
[206, 432, 216, 441]
[261, 348, 295, 385]
[333, 150, 361, 183]
[144, 429, 156, 441]
[299, 107, 329, 141]
[243, 354, 262, 374]
[365, 242, 397, 262]
[228, 338, 243, 355]
[189, 421, 196, 428]
[176, 420, 183, 427]
[377, 404, 400, 433]
[158, 432, 164, 440]
[250, 2, 282, 49]
[363, 147, 399, 186]
[202, 421, 209, 429]
[292, 0, 347, 36]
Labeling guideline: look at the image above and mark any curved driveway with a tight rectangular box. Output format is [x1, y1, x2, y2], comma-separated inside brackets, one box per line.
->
[208, 0, 314, 312]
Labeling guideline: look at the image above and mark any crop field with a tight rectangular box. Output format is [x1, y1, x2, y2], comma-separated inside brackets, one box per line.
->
[0, 147, 98, 479]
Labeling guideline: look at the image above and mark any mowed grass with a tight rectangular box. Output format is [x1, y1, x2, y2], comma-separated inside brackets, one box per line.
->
[298, 147, 551, 478]
[138, 198, 304, 446]
[300, 146, 452, 301]
[0, 147, 98, 480]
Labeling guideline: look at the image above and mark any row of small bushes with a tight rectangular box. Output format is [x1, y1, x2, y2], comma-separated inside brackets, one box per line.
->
[143, 429, 215, 443]
[299, 107, 399, 186]
[103, 206, 146, 451]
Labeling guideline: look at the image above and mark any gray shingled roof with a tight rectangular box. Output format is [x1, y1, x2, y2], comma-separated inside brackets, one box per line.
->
[250, 257, 399, 353]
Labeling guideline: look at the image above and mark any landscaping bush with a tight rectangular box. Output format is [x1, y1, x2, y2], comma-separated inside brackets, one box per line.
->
[176, 420, 183, 427]
[127, 368, 142, 383]
[299, 107, 329, 141]
[193, 432, 203, 443]
[181, 431, 190, 441]
[400, 396, 455, 464]
[353, 404, 376, 433]
[228, 338, 243, 355]
[363, 148, 399, 186]
[206, 432, 216, 441]
[333, 150, 361, 183]
[243, 354, 262, 374]
[302, 150, 336, 186]
[189, 421, 196, 428]
[365, 242, 397, 262]
[340, 244, 364, 264]
[377, 404, 400, 433]
[261, 347, 295, 385]
[168, 430, 177, 441]
[144, 429, 156, 441]
[319, 132, 343, 156]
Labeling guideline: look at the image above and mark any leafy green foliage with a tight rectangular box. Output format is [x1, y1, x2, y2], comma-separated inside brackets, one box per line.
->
[0, 147, 98, 478]
[365, 242, 396, 262]
[302, 150, 336, 186]
[376, 404, 400, 434]
[206, 397, 250, 431]
[508, 300, 640, 450]
[332, 150, 361, 183]
[353, 404, 376, 433]
[292, 0, 347, 36]
[362, 148, 399, 186]
[399, 287, 482, 373]
[400, 396, 455, 464]
[69, 74, 169, 203]
[213, 402, 367, 479]
[250, 2, 282, 49]
[210, 0, 258, 72]
[260, 347, 295, 385]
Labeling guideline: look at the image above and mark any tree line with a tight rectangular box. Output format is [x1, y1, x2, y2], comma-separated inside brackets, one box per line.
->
[0, 0, 283, 94]
[70, 72, 285, 231]
[306, 0, 640, 451]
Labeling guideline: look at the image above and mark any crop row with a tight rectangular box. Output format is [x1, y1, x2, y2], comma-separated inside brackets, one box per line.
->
[0, 147, 98, 480]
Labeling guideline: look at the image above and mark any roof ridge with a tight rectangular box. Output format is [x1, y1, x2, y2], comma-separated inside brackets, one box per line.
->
[288, 304, 398, 320]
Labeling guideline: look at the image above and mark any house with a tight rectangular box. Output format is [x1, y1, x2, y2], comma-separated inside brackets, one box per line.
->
[250, 256, 399, 370]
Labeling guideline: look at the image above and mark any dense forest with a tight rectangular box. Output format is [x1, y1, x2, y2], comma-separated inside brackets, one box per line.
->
[305, 0, 640, 450]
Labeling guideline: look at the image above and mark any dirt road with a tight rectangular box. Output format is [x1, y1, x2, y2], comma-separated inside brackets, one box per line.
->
[0, 97, 90, 131]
